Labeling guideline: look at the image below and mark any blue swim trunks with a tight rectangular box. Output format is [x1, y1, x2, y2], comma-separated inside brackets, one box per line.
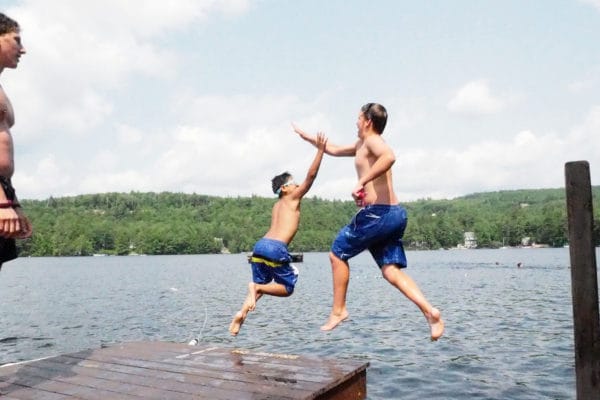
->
[331, 204, 408, 268]
[250, 238, 299, 294]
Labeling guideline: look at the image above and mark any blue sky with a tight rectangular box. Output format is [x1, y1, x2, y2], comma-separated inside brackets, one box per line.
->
[2, 0, 600, 201]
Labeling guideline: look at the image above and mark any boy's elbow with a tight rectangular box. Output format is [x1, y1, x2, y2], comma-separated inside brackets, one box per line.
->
[387, 153, 396, 165]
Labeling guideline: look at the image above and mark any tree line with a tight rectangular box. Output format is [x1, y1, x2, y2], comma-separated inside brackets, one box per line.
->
[16, 187, 600, 257]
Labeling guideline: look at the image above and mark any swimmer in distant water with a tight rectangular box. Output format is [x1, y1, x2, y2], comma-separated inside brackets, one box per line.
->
[228, 133, 327, 336]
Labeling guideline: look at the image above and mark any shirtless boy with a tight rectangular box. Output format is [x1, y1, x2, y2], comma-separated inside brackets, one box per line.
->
[229, 132, 327, 336]
[0, 13, 32, 270]
[293, 103, 444, 341]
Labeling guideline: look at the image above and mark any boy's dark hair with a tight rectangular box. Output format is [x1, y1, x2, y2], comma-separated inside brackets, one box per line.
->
[272, 172, 291, 197]
[0, 13, 19, 35]
[361, 103, 388, 134]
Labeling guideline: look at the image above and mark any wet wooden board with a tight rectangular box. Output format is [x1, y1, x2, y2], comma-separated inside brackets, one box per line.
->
[0, 341, 368, 399]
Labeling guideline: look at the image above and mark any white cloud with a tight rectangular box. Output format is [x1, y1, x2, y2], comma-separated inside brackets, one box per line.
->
[51, 91, 113, 136]
[16, 90, 338, 199]
[567, 77, 598, 93]
[3, 0, 256, 199]
[567, 105, 600, 162]
[12, 1, 249, 39]
[79, 170, 152, 194]
[152, 93, 334, 196]
[13, 97, 600, 202]
[579, 0, 600, 12]
[393, 105, 600, 201]
[447, 80, 505, 116]
[117, 124, 143, 145]
[6, 0, 250, 142]
[3, 0, 599, 204]
[14, 154, 73, 198]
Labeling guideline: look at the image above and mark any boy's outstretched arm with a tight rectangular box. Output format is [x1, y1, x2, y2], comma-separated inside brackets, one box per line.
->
[293, 133, 327, 199]
[292, 123, 355, 157]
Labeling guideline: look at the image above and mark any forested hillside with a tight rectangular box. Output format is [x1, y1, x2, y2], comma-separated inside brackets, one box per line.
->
[16, 187, 600, 256]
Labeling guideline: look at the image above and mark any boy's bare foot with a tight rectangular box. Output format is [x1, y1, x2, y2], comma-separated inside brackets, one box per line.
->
[426, 307, 444, 341]
[229, 311, 245, 336]
[320, 311, 349, 331]
[246, 282, 258, 311]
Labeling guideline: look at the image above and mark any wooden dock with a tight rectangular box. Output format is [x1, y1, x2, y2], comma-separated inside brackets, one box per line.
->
[0, 341, 368, 399]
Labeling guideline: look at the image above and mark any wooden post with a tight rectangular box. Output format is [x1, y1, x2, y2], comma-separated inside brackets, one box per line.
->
[565, 160, 600, 399]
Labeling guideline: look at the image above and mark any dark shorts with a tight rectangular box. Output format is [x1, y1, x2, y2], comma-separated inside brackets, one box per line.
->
[331, 204, 408, 268]
[250, 238, 298, 294]
[0, 177, 18, 270]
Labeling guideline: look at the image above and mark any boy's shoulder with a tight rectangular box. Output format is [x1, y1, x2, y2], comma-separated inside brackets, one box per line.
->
[278, 192, 303, 205]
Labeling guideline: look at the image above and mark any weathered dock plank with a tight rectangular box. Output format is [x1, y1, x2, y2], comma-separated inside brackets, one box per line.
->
[0, 341, 368, 399]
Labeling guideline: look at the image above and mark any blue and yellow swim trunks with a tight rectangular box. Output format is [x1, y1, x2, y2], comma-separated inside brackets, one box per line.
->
[250, 238, 298, 294]
[331, 204, 408, 268]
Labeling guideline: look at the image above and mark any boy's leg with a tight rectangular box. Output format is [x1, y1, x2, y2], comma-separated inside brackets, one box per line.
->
[380, 264, 444, 340]
[229, 282, 290, 336]
[229, 283, 262, 336]
[320, 252, 350, 331]
[255, 281, 290, 297]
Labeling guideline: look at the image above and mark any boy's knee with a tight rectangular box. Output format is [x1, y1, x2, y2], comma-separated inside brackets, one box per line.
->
[328, 251, 337, 263]
[381, 264, 397, 280]
[329, 251, 349, 267]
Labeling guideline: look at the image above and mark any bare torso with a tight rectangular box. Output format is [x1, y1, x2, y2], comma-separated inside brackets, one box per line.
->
[0, 85, 15, 178]
[263, 197, 301, 244]
[354, 136, 398, 206]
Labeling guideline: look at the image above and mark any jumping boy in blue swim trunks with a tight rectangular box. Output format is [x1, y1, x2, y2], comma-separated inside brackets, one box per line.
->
[229, 132, 327, 336]
[293, 103, 444, 341]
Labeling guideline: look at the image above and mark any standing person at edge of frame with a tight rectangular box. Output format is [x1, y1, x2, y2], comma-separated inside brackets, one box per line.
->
[229, 132, 328, 336]
[293, 103, 444, 341]
[0, 13, 32, 271]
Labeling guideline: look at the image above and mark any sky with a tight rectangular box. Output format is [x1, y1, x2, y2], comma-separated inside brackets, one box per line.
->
[1, 0, 600, 202]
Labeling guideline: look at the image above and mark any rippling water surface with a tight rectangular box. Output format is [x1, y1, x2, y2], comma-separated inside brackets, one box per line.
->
[0, 248, 586, 399]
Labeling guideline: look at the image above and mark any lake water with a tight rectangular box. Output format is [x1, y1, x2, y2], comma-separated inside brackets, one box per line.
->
[0, 248, 590, 399]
